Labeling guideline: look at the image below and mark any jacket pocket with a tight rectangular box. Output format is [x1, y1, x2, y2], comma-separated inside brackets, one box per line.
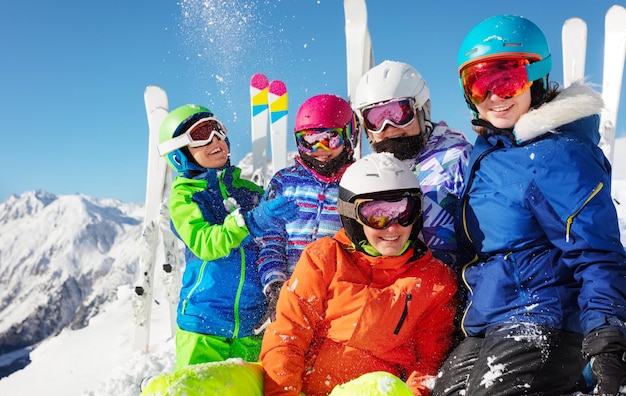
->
[393, 294, 412, 335]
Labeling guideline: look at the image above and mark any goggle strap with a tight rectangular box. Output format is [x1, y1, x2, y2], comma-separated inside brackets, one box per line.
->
[337, 199, 358, 220]
[525, 54, 552, 83]
[158, 134, 191, 156]
[158, 117, 227, 156]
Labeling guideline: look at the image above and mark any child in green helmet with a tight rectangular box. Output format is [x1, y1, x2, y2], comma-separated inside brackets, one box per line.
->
[156, 104, 298, 370]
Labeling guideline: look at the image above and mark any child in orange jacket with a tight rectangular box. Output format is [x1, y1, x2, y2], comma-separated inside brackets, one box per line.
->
[261, 152, 458, 396]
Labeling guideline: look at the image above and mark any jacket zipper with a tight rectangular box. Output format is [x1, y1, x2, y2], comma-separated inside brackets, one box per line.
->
[393, 294, 412, 335]
[232, 247, 246, 338]
[181, 260, 208, 314]
[565, 182, 603, 242]
[458, 142, 501, 337]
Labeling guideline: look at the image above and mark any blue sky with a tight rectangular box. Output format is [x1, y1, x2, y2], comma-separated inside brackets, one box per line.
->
[1, 0, 624, 204]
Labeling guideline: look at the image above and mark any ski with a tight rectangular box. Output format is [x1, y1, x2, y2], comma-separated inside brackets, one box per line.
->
[268, 80, 288, 174]
[158, 176, 181, 339]
[343, 0, 374, 159]
[599, 4, 626, 165]
[132, 85, 171, 352]
[250, 73, 270, 187]
[561, 17, 587, 87]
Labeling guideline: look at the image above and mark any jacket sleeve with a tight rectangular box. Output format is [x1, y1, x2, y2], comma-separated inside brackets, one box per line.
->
[527, 138, 626, 335]
[260, 242, 330, 396]
[257, 177, 289, 292]
[169, 181, 251, 261]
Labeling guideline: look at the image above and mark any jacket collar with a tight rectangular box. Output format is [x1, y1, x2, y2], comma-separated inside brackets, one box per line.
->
[514, 82, 603, 143]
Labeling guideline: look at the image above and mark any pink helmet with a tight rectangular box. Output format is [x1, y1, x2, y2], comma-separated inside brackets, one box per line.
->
[295, 93, 356, 129]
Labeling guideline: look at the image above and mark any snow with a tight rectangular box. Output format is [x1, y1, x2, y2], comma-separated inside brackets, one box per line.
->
[0, 139, 624, 395]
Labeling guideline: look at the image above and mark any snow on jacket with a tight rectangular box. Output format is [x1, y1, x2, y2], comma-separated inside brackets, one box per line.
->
[261, 228, 458, 396]
[169, 166, 267, 338]
[405, 121, 472, 267]
[458, 83, 626, 338]
[257, 157, 350, 291]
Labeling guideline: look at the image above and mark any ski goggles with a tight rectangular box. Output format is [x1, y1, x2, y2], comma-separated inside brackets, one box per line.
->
[361, 98, 416, 134]
[158, 117, 227, 156]
[338, 192, 422, 230]
[460, 57, 543, 105]
[295, 128, 345, 153]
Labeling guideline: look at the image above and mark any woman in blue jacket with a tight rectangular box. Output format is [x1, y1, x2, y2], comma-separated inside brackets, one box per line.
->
[432, 15, 626, 396]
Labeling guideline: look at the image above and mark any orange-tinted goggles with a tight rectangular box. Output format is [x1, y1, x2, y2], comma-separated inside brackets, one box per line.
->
[461, 58, 533, 105]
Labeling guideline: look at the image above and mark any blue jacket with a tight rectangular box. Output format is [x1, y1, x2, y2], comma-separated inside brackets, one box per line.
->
[169, 166, 267, 338]
[458, 83, 626, 337]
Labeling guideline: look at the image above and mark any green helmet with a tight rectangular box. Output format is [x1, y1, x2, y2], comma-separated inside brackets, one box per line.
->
[159, 104, 216, 172]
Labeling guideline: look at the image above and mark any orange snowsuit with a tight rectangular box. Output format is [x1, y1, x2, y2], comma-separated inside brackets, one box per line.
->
[261, 228, 458, 396]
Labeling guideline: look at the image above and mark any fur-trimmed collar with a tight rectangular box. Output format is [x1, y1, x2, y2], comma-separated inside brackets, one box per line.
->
[514, 82, 604, 143]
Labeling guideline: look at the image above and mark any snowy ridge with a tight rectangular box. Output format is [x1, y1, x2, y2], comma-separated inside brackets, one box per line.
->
[0, 191, 142, 361]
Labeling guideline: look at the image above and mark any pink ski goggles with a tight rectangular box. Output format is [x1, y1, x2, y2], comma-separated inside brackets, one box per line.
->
[361, 98, 416, 134]
[340, 192, 421, 230]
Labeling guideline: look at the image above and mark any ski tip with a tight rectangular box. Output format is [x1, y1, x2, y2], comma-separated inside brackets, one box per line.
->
[145, 85, 167, 96]
[251, 73, 269, 90]
[607, 4, 626, 15]
[269, 80, 287, 96]
[563, 17, 587, 29]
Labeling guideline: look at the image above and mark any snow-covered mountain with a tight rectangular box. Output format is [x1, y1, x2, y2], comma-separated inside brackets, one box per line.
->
[0, 143, 623, 396]
[0, 190, 143, 377]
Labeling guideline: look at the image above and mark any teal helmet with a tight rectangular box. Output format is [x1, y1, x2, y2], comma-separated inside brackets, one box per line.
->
[457, 15, 552, 111]
[159, 104, 229, 173]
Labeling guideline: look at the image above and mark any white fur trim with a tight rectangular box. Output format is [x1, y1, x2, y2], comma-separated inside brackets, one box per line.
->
[514, 82, 604, 143]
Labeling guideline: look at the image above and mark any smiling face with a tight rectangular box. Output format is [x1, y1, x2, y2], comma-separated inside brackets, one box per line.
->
[475, 89, 532, 129]
[362, 222, 412, 256]
[188, 137, 230, 169]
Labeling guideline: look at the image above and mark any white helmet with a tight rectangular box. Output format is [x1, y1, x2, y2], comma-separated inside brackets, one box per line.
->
[338, 152, 423, 250]
[339, 152, 421, 197]
[352, 60, 430, 111]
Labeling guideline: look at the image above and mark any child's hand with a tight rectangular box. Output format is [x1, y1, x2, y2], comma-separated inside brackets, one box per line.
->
[244, 196, 299, 238]
[223, 197, 240, 212]
[253, 281, 284, 335]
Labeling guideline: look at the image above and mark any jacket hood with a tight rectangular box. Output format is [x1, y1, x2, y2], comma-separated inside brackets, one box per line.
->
[514, 82, 604, 143]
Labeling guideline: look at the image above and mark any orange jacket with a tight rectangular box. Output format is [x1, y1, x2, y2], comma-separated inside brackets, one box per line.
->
[261, 229, 458, 396]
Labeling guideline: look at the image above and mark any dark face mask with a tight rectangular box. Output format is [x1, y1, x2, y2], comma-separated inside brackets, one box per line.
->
[299, 146, 353, 177]
[370, 134, 424, 161]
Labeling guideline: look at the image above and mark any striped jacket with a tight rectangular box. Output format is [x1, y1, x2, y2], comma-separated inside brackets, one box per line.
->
[257, 157, 351, 291]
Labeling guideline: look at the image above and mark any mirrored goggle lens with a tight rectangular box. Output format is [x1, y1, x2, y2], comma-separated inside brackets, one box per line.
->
[295, 128, 345, 152]
[362, 99, 415, 134]
[186, 119, 227, 147]
[356, 196, 419, 230]
[461, 58, 532, 105]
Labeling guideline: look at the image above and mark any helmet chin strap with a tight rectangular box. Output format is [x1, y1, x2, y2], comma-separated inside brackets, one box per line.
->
[471, 118, 517, 143]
